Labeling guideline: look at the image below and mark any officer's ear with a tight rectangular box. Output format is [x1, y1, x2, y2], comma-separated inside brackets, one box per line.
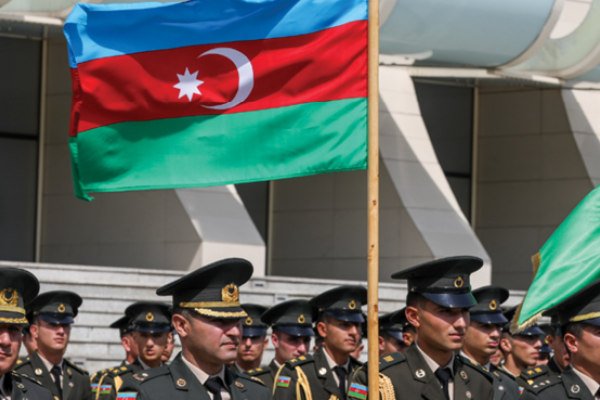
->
[499, 336, 512, 353]
[29, 323, 39, 341]
[405, 307, 420, 329]
[317, 320, 327, 338]
[172, 313, 191, 339]
[378, 335, 385, 352]
[563, 333, 579, 355]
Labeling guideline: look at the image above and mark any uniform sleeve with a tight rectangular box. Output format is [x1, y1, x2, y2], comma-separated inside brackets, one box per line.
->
[97, 373, 119, 400]
[116, 378, 145, 400]
[272, 365, 301, 400]
[349, 367, 367, 386]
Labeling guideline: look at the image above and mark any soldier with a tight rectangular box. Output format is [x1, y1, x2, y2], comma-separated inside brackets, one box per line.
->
[461, 285, 520, 400]
[350, 256, 494, 400]
[521, 278, 600, 400]
[248, 299, 315, 391]
[0, 267, 54, 400]
[161, 329, 176, 364]
[497, 307, 544, 389]
[232, 304, 269, 374]
[15, 290, 91, 400]
[378, 311, 408, 356]
[95, 302, 172, 400]
[273, 285, 365, 400]
[117, 258, 271, 400]
[520, 316, 568, 383]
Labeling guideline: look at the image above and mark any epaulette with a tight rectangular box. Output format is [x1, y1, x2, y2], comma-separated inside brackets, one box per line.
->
[520, 365, 548, 381]
[108, 365, 133, 376]
[12, 371, 43, 386]
[246, 367, 270, 376]
[64, 359, 89, 375]
[130, 365, 169, 383]
[235, 372, 266, 387]
[285, 354, 314, 367]
[378, 352, 405, 372]
[13, 358, 30, 369]
[458, 355, 493, 379]
[525, 376, 561, 394]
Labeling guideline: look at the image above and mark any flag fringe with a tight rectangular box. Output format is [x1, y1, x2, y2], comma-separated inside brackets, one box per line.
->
[510, 252, 543, 334]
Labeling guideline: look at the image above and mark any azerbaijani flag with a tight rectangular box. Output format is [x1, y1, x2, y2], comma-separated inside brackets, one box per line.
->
[91, 384, 98, 393]
[276, 376, 291, 387]
[100, 385, 112, 395]
[117, 393, 137, 400]
[349, 383, 368, 399]
[64, 0, 368, 201]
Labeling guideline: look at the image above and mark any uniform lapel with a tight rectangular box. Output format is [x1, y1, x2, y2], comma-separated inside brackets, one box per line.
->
[490, 366, 506, 400]
[9, 373, 26, 400]
[561, 366, 595, 400]
[404, 346, 445, 400]
[30, 351, 60, 398]
[314, 346, 342, 399]
[453, 360, 471, 400]
[168, 354, 211, 400]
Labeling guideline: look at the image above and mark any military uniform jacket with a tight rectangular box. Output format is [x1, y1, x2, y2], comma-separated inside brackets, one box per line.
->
[517, 362, 561, 390]
[247, 360, 279, 394]
[117, 352, 272, 400]
[2, 370, 55, 400]
[273, 345, 362, 400]
[350, 347, 494, 400]
[14, 350, 92, 400]
[95, 359, 144, 400]
[521, 365, 593, 400]
[91, 361, 128, 387]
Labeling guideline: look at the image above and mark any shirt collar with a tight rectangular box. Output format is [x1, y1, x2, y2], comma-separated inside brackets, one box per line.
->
[38, 353, 63, 373]
[181, 354, 226, 385]
[137, 358, 159, 370]
[416, 342, 454, 375]
[235, 362, 246, 374]
[273, 359, 281, 368]
[459, 350, 491, 371]
[323, 347, 350, 372]
[572, 366, 600, 397]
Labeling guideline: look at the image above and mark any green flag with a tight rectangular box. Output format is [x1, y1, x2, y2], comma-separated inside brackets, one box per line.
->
[512, 184, 600, 332]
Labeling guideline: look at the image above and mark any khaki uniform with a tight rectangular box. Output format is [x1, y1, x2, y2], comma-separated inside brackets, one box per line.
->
[273, 346, 362, 400]
[247, 360, 279, 393]
[14, 351, 92, 400]
[521, 365, 593, 400]
[350, 347, 494, 400]
[117, 353, 271, 400]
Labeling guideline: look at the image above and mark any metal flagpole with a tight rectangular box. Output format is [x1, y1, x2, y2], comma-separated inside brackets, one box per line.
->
[367, 0, 379, 396]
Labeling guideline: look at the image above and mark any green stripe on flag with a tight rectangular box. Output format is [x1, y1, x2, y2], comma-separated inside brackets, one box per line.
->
[71, 99, 367, 200]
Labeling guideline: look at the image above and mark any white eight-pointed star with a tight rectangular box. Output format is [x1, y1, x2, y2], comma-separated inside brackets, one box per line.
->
[173, 68, 204, 102]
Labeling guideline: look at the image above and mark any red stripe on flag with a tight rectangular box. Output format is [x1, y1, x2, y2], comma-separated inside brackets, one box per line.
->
[72, 20, 366, 135]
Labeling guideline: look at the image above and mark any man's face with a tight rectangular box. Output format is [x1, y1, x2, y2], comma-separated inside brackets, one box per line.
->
[273, 331, 311, 363]
[123, 333, 140, 359]
[564, 324, 600, 376]
[379, 334, 407, 355]
[407, 300, 469, 352]
[0, 324, 22, 375]
[237, 335, 268, 363]
[509, 335, 542, 367]
[317, 317, 361, 355]
[176, 312, 241, 366]
[546, 334, 569, 369]
[32, 319, 71, 356]
[463, 321, 502, 361]
[133, 331, 169, 364]
[490, 347, 504, 366]
[161, 332, 175, 363]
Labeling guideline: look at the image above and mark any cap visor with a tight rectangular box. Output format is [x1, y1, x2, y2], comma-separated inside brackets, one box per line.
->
[470, 313, 508, 325]
[516, 326, 545, 336]
[582, 317, 600, 327]
[385, 330, 404, 342]
[539, 345, 552, 353]
[277, 325, 315, 337]
[325, 310, 364, 323]
[422, 292, 476, 309]
[136, 324, 171, 334]
[242, 326, 267, 337]
[39, 314, 74, 324]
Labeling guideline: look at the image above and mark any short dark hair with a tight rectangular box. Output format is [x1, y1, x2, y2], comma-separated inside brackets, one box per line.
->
[406, 292, 426, 308]
[564, 322, 585, 339]
[404, 323, 417, 334]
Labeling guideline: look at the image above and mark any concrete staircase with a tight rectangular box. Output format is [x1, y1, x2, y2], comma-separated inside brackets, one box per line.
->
[0, 260, 526, 374]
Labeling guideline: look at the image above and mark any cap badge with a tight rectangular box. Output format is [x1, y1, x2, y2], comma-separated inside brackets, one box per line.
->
[415, 369, 426, 378]
[454, 276, 464, 288]
[571, 385, 580, 394]
[58, 304, 66, 313]
[0, 289, 18, 308]
[177, 379, 187, 387]
[298, 314, 306, 323]
[460, 371, 468, 380]
[489, 300, 497, 310]
[146, 312, 154, 322]
[222, 284, 239, 302]
[545, 335, 550, 344]
[35, 368, 42, 375]
[245, 317, 253, 325]
[349, 300, 356, 310]
[319, 368, 327, 376]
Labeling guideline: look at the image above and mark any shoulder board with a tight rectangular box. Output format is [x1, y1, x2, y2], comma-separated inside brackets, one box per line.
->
[109, 365, 134, 376]
[526, 376, 561, 394]
[246, 367, 270, 376]
[130, 366, 169, 383]
[285, 354, 314, 367]
[13, 358, 30, 369]
[350, 356, 363, 367]
[458, 355, 493, 378]
[379, 352, 405, 371]
[520, 365, 548, 380]
[64, 359, 88, 375]
[235, 372, 266, 387]
[12, 371, 43, 387]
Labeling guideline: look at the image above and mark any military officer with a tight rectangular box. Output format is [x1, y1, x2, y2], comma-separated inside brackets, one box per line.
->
[248, 300, 315, 392]
[15, 290, 91, 400]
[161, 329, 176, 364]
[273, 285, 365, 400]
[96, 302, 172, 400]
[350, 256, 494, 400]
[497, 307, 544, 389]
[390, 307, 417, 349]
[461, 285, 520, 400]
[117, 258, 271, 400]
[521, 278, 600, 400]
[0, 267, 54, 400]
[232, 304, 269, 374]
[378, 311, 408, 356]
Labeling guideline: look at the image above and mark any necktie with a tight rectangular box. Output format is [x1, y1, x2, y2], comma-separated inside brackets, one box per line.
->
[435, 368, 452, 400]
[50, 365, 63, 399]
[333, 366, 347, 400]
[205, 377, 224, 400]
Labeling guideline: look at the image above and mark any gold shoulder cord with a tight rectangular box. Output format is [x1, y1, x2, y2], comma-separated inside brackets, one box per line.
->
[295, 367, 313, 400]
[95, 374, 108, 400]
[327, 395, 340, 400]
[379, 373, 395, 400]
[272, 364, 286, 396]
[114, 375, 123, 392]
